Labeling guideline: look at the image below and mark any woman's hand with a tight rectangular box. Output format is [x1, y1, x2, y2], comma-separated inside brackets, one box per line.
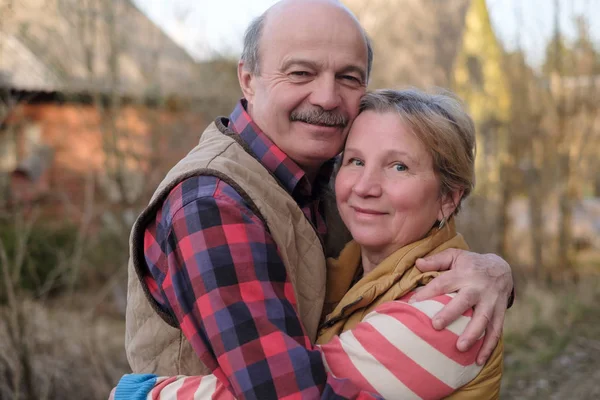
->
[412, 249, 513, 365]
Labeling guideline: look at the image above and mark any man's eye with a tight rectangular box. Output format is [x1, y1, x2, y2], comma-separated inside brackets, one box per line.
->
[291, 71, 310, 76]
[341, 75, 360, 82]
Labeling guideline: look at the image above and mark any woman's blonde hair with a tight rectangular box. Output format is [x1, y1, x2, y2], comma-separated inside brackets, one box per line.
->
[358, 88, 476, 215]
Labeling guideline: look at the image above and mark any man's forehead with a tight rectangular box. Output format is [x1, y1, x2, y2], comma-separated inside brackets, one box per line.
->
[261, 11, 367, 62]
[267, 0, 348, 18]
[263, 0, 364, 40]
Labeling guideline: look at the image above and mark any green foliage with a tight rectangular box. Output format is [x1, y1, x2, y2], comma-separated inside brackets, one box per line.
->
[0, 219, 79, 301]
[83, 226, 129, 283]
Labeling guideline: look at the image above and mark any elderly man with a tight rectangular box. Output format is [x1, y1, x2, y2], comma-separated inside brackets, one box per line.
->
[121, 0, 513, 399]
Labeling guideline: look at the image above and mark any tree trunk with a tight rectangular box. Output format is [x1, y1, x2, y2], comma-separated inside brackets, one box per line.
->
[497, 150, 513, 260]
[557, 152, 575, 277]
[527, 168, 545, 279]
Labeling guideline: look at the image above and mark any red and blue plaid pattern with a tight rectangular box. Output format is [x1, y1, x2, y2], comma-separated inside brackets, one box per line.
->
[142, 101, 375, 399]
[230, 100, 331, 237]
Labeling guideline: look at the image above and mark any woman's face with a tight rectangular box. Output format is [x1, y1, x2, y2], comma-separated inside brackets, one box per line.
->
[335, 110, 453, 256]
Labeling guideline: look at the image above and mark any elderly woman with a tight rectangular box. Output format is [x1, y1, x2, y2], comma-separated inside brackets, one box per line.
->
[113, 89, 503, 400]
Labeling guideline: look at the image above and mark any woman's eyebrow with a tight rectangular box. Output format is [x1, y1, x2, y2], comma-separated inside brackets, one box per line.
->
[342, 146, 361, 155]
[385, 149, 420, 165]
[347, 147, 419, 165]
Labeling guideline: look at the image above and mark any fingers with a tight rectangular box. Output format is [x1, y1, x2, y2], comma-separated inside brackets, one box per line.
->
[456, 297, 493, 352]
[410, 271, 457, 303]
[430, 288, 479, 331]
[109, 387, 116, 400]
[476, 302, 505, 365]
[415, 248, 461, 272]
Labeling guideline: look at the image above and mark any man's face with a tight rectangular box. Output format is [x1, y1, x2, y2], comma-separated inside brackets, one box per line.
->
[240, 3, 368, 174]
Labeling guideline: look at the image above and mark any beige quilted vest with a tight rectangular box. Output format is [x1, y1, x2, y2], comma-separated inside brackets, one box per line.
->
[124, 119, 347, 375]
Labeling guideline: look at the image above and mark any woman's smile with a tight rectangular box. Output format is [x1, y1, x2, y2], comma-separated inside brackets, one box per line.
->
[350, 205, 388, 217]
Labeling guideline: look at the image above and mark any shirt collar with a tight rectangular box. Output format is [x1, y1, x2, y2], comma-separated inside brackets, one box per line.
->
[228, 99, 335, 199]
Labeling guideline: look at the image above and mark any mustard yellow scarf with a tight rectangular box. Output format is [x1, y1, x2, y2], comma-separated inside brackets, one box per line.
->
[318, 219, 468, 343]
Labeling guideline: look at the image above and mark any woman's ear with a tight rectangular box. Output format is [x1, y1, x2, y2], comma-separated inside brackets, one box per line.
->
[238, 61, 255, 103]
[438, 189, 464, 221]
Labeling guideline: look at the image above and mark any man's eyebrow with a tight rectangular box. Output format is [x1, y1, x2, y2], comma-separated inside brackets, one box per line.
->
[280, 59, 320, 71]
[338, 65, 366, 83]
[280, 59, 366, 82]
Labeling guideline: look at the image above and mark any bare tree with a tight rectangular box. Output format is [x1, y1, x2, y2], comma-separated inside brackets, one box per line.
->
[545, 1, 600, 277]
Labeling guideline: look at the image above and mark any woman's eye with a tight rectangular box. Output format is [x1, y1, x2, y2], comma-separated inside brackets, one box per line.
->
[394, 163, 407, 172]
[348, 158, 364, 167]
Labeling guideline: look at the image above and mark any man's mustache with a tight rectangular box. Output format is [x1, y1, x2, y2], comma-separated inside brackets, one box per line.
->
[290, 108, 349, 128]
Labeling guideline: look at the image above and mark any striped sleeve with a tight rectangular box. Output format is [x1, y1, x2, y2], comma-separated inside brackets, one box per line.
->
[114, 374, 235, 400]
[318, 292, 485, 400]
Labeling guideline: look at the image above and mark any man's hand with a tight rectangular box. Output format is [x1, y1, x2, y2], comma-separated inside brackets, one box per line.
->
[412, 248, 513, 365]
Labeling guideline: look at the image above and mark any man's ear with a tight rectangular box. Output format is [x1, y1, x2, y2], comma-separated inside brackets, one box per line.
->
[438, 189, 464, 221]
[238, 61, 255, 103]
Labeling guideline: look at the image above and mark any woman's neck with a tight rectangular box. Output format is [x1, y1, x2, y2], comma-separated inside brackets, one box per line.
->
[358, 224, 442, 277]
[360, 247, 392, 276]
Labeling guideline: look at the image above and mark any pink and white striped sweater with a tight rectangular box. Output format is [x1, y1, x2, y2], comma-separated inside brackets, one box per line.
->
[114, 291, 485, 400]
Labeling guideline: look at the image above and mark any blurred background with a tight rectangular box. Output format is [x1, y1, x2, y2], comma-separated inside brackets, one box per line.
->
[0, 0, 599, 398]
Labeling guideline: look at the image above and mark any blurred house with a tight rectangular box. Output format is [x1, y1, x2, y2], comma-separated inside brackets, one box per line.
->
[0, 0, 234, 215]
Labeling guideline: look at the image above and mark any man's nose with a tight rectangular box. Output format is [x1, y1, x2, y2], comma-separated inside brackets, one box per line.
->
[352, 168, 382, 198]
[309, 76, 341, 111]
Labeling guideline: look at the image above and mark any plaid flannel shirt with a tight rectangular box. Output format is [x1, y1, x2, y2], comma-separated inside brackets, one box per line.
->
[142, 100, 380, 399]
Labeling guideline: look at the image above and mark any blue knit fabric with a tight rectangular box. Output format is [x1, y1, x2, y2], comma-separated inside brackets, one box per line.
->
[114, 374, 158, 400]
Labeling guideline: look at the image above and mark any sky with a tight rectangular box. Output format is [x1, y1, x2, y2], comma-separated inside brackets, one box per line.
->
[133, 0, 600, 68]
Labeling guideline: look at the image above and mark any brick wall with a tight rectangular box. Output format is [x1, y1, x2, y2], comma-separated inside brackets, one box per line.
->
[1, 101, 207, 218]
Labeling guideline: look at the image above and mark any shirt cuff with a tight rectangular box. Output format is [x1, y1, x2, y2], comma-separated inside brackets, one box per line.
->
[114, 374, 158, 400]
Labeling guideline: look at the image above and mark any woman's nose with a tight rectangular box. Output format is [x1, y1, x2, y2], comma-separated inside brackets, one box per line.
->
[352, 169, 382, 198]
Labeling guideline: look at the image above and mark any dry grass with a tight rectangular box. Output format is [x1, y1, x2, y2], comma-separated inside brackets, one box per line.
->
[1, 278, 598, 400]
[0, 296, 128, 400]
[501, 277, 600, 399]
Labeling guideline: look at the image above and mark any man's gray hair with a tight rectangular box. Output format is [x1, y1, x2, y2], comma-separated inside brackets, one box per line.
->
[240, 14, 374, 81]
[241, 14, 267, 76]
